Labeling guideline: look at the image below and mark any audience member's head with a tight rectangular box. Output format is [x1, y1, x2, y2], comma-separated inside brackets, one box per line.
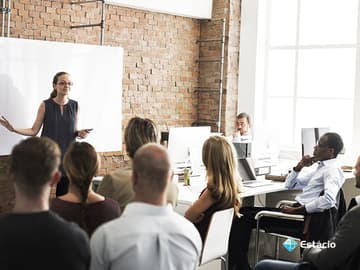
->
[236, 112, 251, 136]
[63, 142, 100, 205]
[314, 132, 344, 160]
[132, 143, 171, 204]
[124, 116, 158, 159]
[354, 155, 360, 188]
[202, 135, 241, 213]
[9, 137, 61, 199]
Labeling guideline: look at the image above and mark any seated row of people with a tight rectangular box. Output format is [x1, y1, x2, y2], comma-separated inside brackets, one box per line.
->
[0, 136, 201, 270]
[1, 115, 359, 270]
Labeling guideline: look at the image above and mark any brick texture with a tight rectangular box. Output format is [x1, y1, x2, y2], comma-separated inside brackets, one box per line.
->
[0, 0, 241, 213]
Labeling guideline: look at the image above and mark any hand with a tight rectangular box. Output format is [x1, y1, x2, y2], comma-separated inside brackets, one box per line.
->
[77, 128, 92, 139]
[0, 116, 15, 132]
[281, 205, 306, 215]
[294, 155, 316, 171]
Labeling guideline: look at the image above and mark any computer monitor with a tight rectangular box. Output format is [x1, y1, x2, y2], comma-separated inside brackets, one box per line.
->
[301, 127, 330, 157]
[233, 142, 251, 158]
[167, 126, 211, 173]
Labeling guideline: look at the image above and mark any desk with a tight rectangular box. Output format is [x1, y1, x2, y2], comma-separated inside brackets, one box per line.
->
[175, 171, 356, 215]
[175, 175, 287, 215]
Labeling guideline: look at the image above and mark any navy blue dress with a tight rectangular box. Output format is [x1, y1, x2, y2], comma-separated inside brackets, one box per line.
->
[41, 98, 78, 195]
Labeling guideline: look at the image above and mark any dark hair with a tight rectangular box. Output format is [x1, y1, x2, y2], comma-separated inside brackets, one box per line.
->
[322, 132, 344, 157]
[50, 71, 69, 98]
[63, 142, 99, 234]
[9, 137, 61, 198]
[124, 117, 158, 158]
[236, 112, 251, 125]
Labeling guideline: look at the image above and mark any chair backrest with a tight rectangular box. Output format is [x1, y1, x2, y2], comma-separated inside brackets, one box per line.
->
[199, 208, 235, 266]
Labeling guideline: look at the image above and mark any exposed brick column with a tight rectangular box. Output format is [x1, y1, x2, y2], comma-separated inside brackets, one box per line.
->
[197, 0, 241, 135]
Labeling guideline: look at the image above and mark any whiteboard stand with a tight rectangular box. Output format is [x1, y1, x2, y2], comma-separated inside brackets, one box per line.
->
[70, 0, 106, 45]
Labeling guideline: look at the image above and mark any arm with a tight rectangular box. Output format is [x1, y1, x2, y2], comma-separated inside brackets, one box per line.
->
[185, 188, 216, 223]
[0, 102, 45, 136]
[284, 155, 317, 190]
[304, 169, 343, 213]
[303, 207, 360, 269]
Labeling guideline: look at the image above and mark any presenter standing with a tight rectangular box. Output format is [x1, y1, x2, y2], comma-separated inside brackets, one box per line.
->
[0, 71, 91, 196]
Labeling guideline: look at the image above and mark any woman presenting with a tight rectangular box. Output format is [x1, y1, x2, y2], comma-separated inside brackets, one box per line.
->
[0, 71, 91, 196]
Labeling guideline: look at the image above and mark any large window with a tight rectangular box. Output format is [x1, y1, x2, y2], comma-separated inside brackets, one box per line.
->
[239, 0, 360, 162]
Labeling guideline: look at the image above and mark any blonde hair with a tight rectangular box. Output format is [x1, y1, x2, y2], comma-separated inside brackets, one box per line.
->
[202, 136, 242, 215]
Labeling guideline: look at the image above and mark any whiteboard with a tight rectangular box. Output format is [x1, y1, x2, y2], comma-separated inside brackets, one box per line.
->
[0, 37, 123, 155]
[107, 0, 213, 19]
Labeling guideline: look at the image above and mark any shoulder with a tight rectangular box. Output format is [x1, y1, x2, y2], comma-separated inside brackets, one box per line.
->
[169, 212, 202, 248]
[103, 168, 132, 184]
[48, 211, 89, 241]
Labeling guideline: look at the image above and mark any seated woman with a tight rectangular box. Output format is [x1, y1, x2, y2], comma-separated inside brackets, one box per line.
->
[96, 117, 178, 210]
[184, 135, 242, 242]
[50, 142, 120, 236]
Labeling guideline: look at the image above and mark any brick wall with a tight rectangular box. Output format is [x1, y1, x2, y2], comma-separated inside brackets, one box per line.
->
[196, 0, 240, 134]
[0, 0, 242, 213]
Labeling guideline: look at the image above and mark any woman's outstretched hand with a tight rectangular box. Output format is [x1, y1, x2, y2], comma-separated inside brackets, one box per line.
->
[0, 116, 15, 132]
[77, 128, 93, 139]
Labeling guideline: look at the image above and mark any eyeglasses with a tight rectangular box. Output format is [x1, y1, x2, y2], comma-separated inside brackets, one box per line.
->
[316, 142, 328, 148]
[57, 81, 73, 86]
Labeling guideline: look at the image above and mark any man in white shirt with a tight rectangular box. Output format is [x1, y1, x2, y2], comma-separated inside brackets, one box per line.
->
[230, 132, 345, 270]
[90, 143, 202, 270]
[282, 132, 345, 215]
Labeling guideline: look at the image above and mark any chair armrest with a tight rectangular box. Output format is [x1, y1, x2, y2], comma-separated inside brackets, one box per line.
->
[255, 210, 304, 222]
[276, 200, 298, 208]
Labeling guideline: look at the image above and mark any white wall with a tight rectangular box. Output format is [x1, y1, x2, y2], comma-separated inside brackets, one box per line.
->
[0, 37, 123, 155]
[107, 0, 213, 19]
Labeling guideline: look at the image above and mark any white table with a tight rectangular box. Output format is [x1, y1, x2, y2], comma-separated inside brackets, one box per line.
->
[175, 175, 287, 215]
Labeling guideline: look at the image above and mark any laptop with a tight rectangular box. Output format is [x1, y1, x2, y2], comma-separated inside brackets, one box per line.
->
[238, 158, 272, 187]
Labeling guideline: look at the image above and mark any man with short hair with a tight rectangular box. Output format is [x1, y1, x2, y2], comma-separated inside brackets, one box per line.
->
[282, 132, 345, 215]
[90, 143, 202, 270]
[0, 137, 90, 270]
[254, 154, 360, 270]
[236, 112, 251, 136]
[230, 132, 346, 270]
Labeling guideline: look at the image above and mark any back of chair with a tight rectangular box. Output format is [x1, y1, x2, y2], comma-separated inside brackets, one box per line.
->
[200, 208, 235, 266]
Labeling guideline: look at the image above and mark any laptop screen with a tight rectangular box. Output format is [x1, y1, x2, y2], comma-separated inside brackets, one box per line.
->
[238, 158, 257, 181]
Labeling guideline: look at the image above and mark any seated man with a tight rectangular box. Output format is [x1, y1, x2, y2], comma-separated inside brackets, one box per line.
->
[90, 143, 202, 270]
[230, 132, 345, 270]
[97, 117, 178, 209]
[0, 137, 90, 270]
[233, 112, 252, 142]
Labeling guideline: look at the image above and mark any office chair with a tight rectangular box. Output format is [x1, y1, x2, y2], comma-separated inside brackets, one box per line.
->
[199, 208, 235, 270]
[254, 189, 346, 264]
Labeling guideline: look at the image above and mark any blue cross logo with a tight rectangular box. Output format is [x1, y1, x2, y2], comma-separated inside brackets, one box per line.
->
[282, 238, 298, 252]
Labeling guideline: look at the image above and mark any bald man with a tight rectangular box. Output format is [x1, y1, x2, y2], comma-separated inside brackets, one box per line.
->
[90, 143, 202, 270]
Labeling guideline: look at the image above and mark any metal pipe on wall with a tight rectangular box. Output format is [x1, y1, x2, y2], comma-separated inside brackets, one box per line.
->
[100, 0, 105, 45]
[6, 0, 10, 37]
[1, 0, 5, 37]
[216, 18, 226, 133]
[1, 0, 11, 37]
